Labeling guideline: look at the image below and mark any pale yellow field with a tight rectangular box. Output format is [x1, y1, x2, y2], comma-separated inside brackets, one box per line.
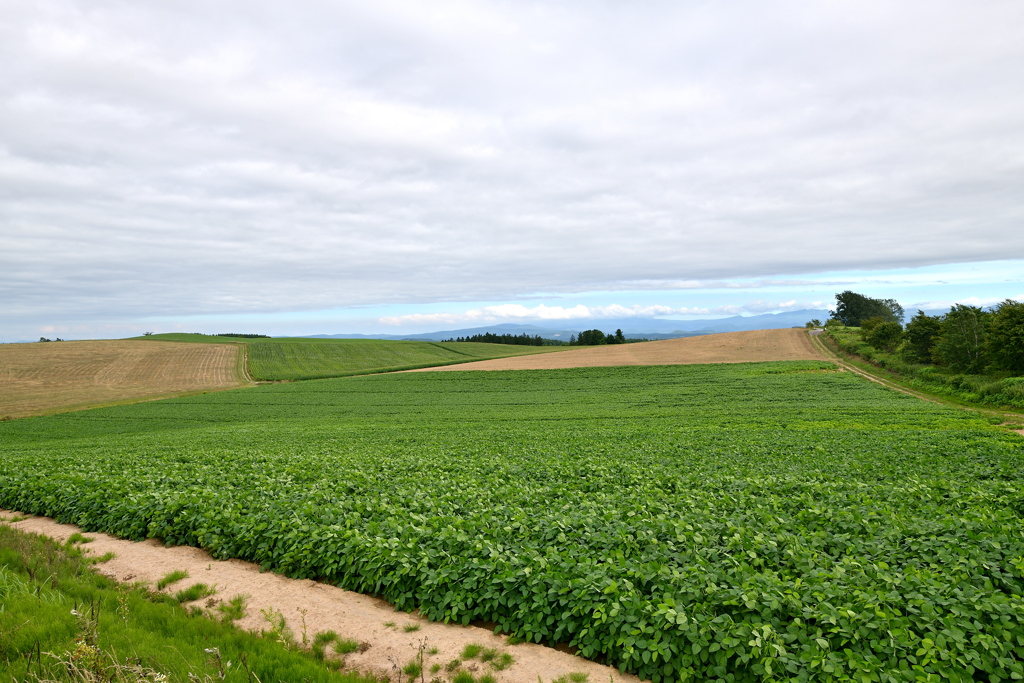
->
[0, 340, 248, 418]
[410, 328, 825, 372]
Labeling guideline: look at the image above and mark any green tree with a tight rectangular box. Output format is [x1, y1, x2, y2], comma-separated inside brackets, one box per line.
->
[576, 329, 607, 345]
[986, 299, 1024, 372]
[805, 319, 823, 328]
[902, 310, 941, 363]
[831, 291, 905, 326]
[865, 321, 904, 352]
[934, 304, 989, 372]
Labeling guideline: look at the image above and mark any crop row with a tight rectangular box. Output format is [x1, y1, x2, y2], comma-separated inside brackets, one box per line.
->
[2, 362, 1023, 681]
[246, 340, 560, 380]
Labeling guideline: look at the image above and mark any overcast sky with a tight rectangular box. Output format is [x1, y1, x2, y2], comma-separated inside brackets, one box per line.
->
[3, 0, 1023, 340]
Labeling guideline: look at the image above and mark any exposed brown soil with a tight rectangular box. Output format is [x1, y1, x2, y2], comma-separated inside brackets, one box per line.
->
[0, 340, 248, 419]
[2, 512, 643, 683]
[410, 328, 825, 372]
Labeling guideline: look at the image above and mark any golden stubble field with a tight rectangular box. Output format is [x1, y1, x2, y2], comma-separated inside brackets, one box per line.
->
[410, 328, 825, 372]
[0, 340, 248, 419]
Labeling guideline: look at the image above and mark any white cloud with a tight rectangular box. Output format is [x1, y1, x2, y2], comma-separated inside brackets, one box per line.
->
[2, 0, 1024, 338]
[379, 299, 826, 326]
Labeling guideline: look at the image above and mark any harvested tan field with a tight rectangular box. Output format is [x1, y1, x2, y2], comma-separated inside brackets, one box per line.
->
[0, 340, 248, 418]
[410, 328, 824, 372]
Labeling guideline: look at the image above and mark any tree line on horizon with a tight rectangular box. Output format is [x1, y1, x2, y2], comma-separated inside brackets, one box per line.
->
[442, 332, 565, 346]
[823, 290, 1024, 374]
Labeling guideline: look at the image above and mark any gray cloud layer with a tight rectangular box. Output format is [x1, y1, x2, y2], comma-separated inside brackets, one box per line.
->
[3, 0, 1024, 326]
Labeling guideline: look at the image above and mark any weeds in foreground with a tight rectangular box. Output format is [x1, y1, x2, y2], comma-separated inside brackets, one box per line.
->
[311, 630, 338, 660]
[86, 551, 116, 564]
[333, 638, 361, 655]
[456, 642, 515, 671]
[156, 569, 189, 590]
[173, 582, 217, 604]
[215, 593, 250, 622]
[552, 674, 589, 683]
[260, 606, 295, 646]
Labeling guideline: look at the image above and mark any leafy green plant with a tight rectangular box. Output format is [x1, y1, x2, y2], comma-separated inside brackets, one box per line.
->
[4, 362, 1024, 681]
[156, 569, 189, 590]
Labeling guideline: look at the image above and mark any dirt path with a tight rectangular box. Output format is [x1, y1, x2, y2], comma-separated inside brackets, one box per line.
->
[0, 340, 249, 419]
[2, 511, 643, 683]
[409, 328, 824, 372]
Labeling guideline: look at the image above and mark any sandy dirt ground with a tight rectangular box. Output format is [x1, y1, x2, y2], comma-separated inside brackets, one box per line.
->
[409, 328, 825, 372]
[2, 512, 643, 683]
[0, 340, 248, 418]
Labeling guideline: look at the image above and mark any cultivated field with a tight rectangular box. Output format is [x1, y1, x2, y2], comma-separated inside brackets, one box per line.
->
[246, 339, 566, 381]
[3, 361, 1022, 681]
[411, 328, 824, 371]
[0, 340, 247, 419]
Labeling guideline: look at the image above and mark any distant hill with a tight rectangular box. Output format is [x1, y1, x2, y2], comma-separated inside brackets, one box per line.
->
[299, 308, 833, 341]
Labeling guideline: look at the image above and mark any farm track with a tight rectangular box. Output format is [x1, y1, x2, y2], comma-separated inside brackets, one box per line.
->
[409, 328, 825, 372]
[0, 340, 250, 418]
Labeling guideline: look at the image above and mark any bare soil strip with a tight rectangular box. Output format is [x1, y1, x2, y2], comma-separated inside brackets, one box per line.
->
[409, 328, 825, 372]
[1, 512, 642, 683]
[0, 340, 249, 418]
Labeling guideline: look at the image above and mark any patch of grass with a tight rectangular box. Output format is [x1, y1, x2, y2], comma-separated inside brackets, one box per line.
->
[65, 532, 92, 544]
[479, 675, 496, 683]
[479, 646, 497, 662]
[452, 672, 474, 683]
[460, 643, 482, 659]
[0, 524, 377, 683]
[86, 551, 115, 564]
[333, 638, 361, 654]
[215, 593, 250, 622]
[311, 630, 338, 660]
[552, 674, 589, 683]
[444, 658, 462, 672]
[491, 652, 514, 670]
[156, 568, 189, 590]
[402, 622, 421, 632]
[429, 663, 441, 674]
[383, 620, 396, 629]
[173, 582, 217, 604]
[401, 659, 422, 677]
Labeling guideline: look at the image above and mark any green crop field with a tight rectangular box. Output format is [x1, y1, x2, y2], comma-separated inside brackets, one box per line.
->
[2, 361, 1023, 681]
[246, 339, 564, 380]
[133, 333, 566, 380]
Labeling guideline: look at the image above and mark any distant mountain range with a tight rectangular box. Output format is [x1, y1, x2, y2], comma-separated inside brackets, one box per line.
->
[297, 308, 835, 342]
